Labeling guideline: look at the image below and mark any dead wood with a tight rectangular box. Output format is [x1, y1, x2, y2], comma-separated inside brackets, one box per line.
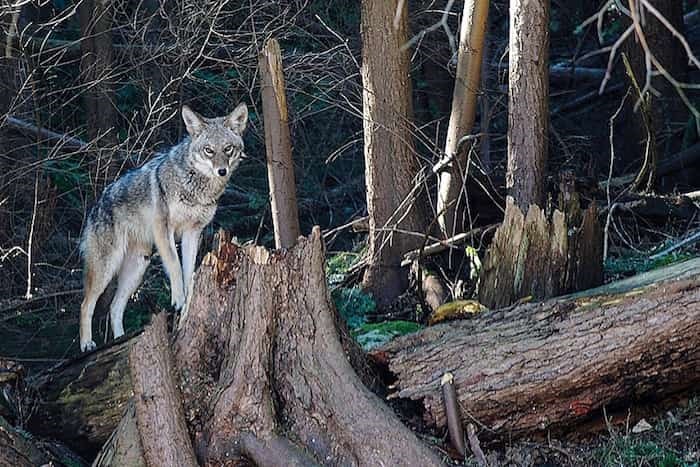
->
[80, 228, 441, 466]
[27, 336, 135, 457]
[129, 313, 197, 467]
[373, 258, 700, 440]
[0, 415, 87, 467]
[259, 38, 301, 249]
[478, 196, 603, 309]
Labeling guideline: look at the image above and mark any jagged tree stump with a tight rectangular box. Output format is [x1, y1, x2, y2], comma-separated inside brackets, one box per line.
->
[95, 228, 441, 466]
[479, 195, 602, 308]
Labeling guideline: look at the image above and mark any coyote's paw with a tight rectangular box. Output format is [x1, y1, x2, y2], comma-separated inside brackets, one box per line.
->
[80, 339, 96, 352]
[171, 287, 186, 311]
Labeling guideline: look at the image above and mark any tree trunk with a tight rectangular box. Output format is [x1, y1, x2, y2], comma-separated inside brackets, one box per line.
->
[27, 239, 700, 459]
[507, 0, 549, 211]
[374, 257, 700, 439]
[27, 336, 134, 458]
[360, 0, 426, 306]
[437, 0, 490, 237]
[259, 38, 301, 249]
[129, 313, 197, 466]
[79, 0, 118, 194]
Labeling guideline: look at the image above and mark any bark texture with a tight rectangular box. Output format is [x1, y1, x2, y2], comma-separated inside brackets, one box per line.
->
[259, 38, 301, 249]
[478, 195, 603, 308]
[129, 313, 197, 467]
[361, 0, 426, 306]
[437, 0, 490, 237]
[375, 258, 700, 438]
[507, 0, 550, 211]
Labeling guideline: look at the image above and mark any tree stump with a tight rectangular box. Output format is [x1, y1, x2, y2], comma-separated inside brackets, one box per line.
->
[478, 195, 603, 308]
[95, 228, 441, 466]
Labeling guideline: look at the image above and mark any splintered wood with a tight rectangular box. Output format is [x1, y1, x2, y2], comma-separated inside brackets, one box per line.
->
[478, 196, 603, 308]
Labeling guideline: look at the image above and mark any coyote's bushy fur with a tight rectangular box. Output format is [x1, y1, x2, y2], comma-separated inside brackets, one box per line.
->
[79, 103, 248, 352]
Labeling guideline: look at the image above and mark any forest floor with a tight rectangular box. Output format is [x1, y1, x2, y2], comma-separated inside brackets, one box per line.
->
[465, 395, 700, 466]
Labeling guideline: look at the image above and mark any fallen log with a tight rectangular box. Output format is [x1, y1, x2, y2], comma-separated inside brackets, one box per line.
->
[373, 258, 700, 439]
[27, 336, 135, 457]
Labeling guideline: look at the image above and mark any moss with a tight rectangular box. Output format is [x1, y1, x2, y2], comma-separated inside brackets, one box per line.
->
[331, 286, 375, 329]
[351, 320, 423, 351]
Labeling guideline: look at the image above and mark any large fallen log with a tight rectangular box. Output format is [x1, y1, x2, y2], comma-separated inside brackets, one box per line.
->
[373, 258, 700, 439]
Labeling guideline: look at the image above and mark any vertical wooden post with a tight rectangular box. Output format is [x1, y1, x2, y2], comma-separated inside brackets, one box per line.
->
[259, 38, 301, 249]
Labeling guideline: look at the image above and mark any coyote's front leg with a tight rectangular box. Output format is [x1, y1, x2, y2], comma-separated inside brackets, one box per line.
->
[153, 218, 186, 310]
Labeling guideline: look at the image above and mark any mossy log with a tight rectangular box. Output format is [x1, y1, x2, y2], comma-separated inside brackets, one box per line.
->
[373, 258, 700, 439]
[27, 336, 134, 457]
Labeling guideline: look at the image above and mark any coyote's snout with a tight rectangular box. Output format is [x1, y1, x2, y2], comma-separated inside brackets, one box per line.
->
[79, 103, 248, 352]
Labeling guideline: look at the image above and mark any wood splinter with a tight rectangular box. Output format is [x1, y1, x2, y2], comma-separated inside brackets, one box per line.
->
[441, 372, 466, 457]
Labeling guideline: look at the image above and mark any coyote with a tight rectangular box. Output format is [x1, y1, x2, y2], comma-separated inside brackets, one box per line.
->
[79, 103, 248, 352]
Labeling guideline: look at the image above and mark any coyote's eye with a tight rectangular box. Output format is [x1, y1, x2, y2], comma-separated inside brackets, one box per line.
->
[224, 145, 233, 154]
[203, 146, 214, 156]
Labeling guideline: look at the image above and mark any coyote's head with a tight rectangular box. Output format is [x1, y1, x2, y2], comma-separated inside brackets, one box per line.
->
[181, 103, 248, 178]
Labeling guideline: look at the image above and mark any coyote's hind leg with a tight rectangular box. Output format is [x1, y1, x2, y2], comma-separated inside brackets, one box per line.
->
[109, 249, 150, 339]
[80, 250, 121, 352]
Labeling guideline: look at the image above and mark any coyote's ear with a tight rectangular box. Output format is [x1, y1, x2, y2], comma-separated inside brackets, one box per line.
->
[225, 103, 248, 133]
[182, 106, 205, 137]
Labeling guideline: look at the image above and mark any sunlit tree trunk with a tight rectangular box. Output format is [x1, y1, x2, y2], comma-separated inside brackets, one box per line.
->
[507, 0, 549, 211]
[436, 0, 490, 237]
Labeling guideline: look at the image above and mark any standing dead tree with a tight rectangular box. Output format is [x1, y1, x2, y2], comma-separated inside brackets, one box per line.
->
[436, 0, 490, 238]
[360, 0, 427, 306]
[478, 0, 603, 307]
[259, 38, 301, 249]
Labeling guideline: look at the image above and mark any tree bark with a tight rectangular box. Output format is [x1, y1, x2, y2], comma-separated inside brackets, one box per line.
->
[437, 0, 490, 237]
[129, 313, 197, 467]
[259, 38, 301, 249]
[478, 195, 603, 308]
[507, 0, 550, 211]
[26, 238, 700, 458]
[374, 257, 700, 439]
[66, 228, 441, 466]
[27, 337, 134, 458]
[79, 0, 118, 194]
[360, 0, 426, 306]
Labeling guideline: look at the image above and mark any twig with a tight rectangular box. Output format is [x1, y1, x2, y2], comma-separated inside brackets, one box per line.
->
[24, 173, 39, 300]
[467, 423, 488, 466]
[4, 116, 88, 151]
[322, 216, 369, 239]
[401, 224, 497, 267]
[441, 372, 466, 458]
[649, 230, 700, 260]
[604, 88, 631, 261]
